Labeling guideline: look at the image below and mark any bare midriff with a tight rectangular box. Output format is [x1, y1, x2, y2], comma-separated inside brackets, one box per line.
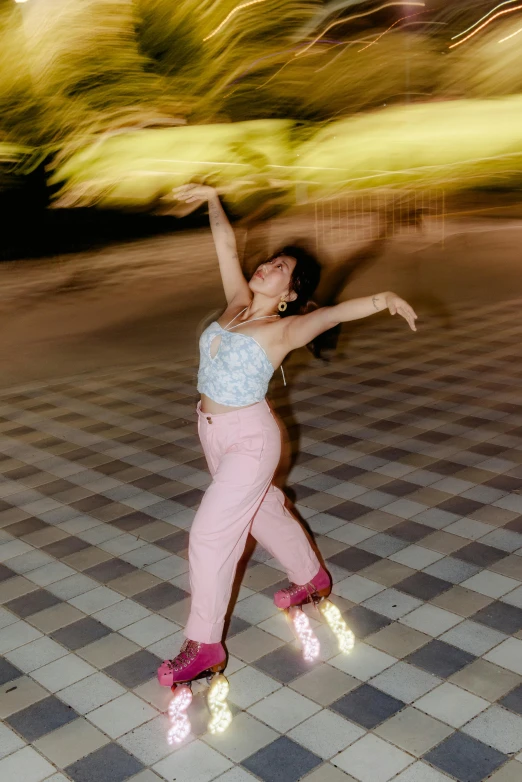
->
[200, 394, 261, 415]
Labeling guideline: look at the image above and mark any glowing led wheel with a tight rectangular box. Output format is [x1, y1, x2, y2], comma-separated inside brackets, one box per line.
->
[207, 674, 232, 735]
[318, 599, 355, 654]
[288, 606, 321, 661]
[167, 684, 192, 744]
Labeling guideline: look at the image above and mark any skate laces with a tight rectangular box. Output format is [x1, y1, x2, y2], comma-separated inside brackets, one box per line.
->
[169, 639, 200, 672]
[281, 579, 315, 600]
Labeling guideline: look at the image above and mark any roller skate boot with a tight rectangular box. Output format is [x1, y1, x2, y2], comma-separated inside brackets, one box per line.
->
[158, 639, 232, 743]
[274, 566, 354, 659]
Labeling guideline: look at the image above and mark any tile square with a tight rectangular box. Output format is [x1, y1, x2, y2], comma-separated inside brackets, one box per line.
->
[204, 711, 278, 763]
[370, 662, 441, 703]
[461, 571, 521, 599]
[6, 588, 62, 618]
[105, 650, 162, 688]
[289, 709, 365, 759]
[390, 546, 445, 571]
[391, 520, 432, 541]
[117, 715, 173, 765]
[368, 622, 430, 658]
[356, 534, 409, 558]
[396, 572, 452, 601]
[487, 761, 522, 782]
[65, 742, 144, 782]
[0, 676, 48, 719]
[84, 559, 137, 584]
[6, 695, 79, 741]
[333, 734, 413, 782]
[77, 633, 140, 668]
[154, 739, 233, 782]
[0, 722, 25, 760]
[86, 692, 158, 738]
[227, 666, 282, 709]
[333, 575, 385, 603]
[500, 684, 522, 716]
[430, 585, 493, 617]
[328, 548, 382, 572]
[330, 683, 405, 729]
[407, 639, 476, 678]
[69, 586, 124, 614]
[0, 746, 55, 782]
[485, 638, 522, 675]
[0, 658, 23, 686]
[92, 600, 151, 631]
[450, 658, 521, 702]
[359, 559, 416, 587]
[227, 627, 284, 663]
[253, 643, 314, 684]
[241, 736, 322, 782]
[401, 604, 462, 636]
[344, 605, 393, 638]
[51, 617, 112, 650]
[289, 663, 360, 706]
[57, 671, 125, 714]
[33, 718, 109, 769]
[415, 682, 489, 727]
[330, 642, 396, 681]
[248, 687, 321, 732]
[440, 620, 507, 656]
[375, 706, 453, 756]
[119, 615, 178, 646]
[134, 583, 188, 611]
[463, 705, 522, 754]
[457, 542, 509, 568]
[362, 588, 422, 620]
[423, 557, 482, 584]
[392, 762, 455, 781]
[424, 732, 507, 782]
[31, 654, 96, 693]
[473, 601, 522, 634]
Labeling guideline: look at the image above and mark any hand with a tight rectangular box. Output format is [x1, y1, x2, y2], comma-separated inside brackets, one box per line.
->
[172, 184, 217, 204]
[385, 293, 418, 331]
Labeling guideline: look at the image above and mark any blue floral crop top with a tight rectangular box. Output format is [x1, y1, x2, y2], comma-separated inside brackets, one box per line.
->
[197, 311, 284, 407]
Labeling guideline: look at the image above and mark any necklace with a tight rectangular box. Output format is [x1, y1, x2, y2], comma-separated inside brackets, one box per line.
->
[224, 307, 278, 331]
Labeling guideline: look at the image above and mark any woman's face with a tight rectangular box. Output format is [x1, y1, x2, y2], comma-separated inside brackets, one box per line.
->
[249, 255, 297, 300]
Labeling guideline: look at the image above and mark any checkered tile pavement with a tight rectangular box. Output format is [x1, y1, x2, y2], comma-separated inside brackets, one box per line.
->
[1, 299, 522, 782]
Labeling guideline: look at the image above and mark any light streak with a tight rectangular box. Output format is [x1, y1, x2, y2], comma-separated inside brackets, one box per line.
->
[207, 675, 232, 735]
[358, 11, 425, 52]
[499, 23, 522, 40]
[167, 685, 192, 744]
[451, 0, 519, 39]
[449, 4, 522, 48]
[204, 0, 272, 42]
[288, 607, 321, 662]
[296, 2, 425, 57]
[319, 600, 355, 654]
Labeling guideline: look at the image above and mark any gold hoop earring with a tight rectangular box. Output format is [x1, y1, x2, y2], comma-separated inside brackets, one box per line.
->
[278, 299, 288, 313]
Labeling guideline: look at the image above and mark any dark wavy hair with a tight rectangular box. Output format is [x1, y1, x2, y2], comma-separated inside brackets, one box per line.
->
[267, 243, 330, 359]
[267, 244, 321, 317]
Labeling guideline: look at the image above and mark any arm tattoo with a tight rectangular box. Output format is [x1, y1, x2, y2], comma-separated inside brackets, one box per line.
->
[372, 296, 380, 312]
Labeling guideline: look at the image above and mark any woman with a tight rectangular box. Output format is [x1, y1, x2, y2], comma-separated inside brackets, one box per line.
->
[158, 184, 417, 687]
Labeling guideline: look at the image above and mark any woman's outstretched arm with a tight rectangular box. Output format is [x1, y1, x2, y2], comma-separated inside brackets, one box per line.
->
[283, 292, 417, 350]
[174, 184, 251, 305]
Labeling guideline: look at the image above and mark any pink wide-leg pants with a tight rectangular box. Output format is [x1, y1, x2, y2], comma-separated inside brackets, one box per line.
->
[185, 400, 320, 643]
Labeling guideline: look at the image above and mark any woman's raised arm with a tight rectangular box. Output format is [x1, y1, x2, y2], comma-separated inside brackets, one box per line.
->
[174, 185, 251, 305]
[283, 292, 417, 351]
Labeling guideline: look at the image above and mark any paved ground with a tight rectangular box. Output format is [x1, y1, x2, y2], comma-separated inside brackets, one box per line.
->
[0, 292, 522, 782]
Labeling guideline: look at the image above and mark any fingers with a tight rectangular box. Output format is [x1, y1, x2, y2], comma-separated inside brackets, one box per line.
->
[398, 305, 417, 331]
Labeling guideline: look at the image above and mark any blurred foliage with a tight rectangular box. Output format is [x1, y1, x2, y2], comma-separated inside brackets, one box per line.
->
[1, 0, 522, 209]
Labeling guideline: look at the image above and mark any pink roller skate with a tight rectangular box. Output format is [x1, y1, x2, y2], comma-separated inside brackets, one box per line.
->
[274, 566, 355, 659]
[158, 640, 232, 743]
